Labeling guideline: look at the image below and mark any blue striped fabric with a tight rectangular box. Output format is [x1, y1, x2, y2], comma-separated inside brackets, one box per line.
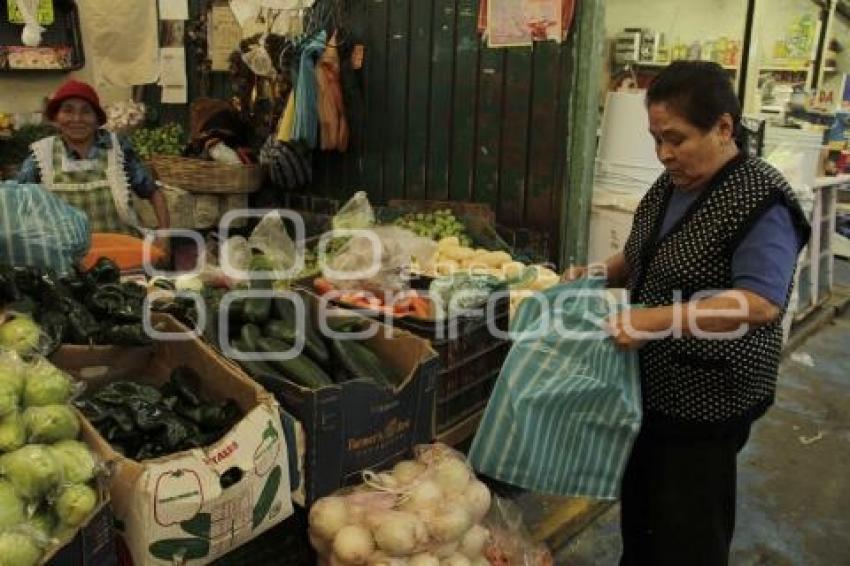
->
[0, 182, 90, 275]
[468, 278, 642, 500]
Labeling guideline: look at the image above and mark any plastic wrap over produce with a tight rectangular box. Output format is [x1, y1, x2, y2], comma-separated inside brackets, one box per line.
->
[324, 227, 437, 293]
[0, 182, 90, 276]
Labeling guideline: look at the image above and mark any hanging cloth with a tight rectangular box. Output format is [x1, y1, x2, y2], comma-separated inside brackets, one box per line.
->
[292, 31, 327, 149]
[277, 90, 297, 142]
[315, 31, 349, 152]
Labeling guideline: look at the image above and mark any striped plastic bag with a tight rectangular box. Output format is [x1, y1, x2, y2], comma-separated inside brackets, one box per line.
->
[468, 277, 641, 500]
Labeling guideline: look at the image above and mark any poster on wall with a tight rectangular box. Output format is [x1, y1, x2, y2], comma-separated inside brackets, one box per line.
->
[482, 0, 574, 46]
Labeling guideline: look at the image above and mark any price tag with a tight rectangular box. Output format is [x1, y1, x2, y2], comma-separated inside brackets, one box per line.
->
[6, 0, 54, 25]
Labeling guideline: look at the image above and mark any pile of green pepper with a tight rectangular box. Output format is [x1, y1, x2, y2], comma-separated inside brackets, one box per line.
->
[0, 258, 151, 352]
[75, 367, 241, 460]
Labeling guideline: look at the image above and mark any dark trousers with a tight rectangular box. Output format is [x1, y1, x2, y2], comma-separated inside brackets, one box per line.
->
[619, 423, 752, 566]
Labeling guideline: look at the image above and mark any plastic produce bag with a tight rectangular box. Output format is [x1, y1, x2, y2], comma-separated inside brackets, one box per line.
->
[323, 226, 436, 292]
[332, 191, 376, 231]
[219, 211, 298, 280]
[0, 182, 90, 276]
[308, 443, 495, 565]
[468, 277, 641, 500]
[482, 497, 554, 566]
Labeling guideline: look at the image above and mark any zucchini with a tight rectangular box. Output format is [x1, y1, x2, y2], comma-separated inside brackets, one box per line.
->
[272, 297, 330, 366]
[257, 337, 333, 389]
[332, 339, 403, 387]
[149, 538, 210, 561]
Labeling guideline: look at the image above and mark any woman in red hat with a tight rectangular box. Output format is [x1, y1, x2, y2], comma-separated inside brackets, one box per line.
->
[16, 79, 169, 241]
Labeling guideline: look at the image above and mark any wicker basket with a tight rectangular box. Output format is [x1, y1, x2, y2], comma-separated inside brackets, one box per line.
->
[146, 154, 263, 194]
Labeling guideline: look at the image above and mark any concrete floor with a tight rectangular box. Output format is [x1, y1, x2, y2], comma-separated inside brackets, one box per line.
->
[557, 284, 850, 564]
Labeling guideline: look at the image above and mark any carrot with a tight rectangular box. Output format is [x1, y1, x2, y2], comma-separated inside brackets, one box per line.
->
[410, 296, 431, 319]
[313, 277, 335, 295]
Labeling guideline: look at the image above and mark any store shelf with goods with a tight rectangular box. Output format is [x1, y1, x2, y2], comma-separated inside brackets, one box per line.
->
[760, 62, 811, 72]
[625, 60, 738, 70]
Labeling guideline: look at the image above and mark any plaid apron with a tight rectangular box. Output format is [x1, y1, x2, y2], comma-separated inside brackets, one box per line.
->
[31, 135, 139, 235]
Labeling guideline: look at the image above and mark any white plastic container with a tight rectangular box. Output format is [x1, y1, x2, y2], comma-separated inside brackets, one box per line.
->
[763, 126, 825, 191]
[596, 91, 664, 190]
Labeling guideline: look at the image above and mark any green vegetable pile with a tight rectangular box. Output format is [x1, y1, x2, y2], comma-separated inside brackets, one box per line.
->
[393, 209, 472, 246]
[0, 258, 151, 354]
[0, 352, 100, 566]
[128, 123, 184, 160]
[75, 367, 241, 461]
[227, 288, 404, 391]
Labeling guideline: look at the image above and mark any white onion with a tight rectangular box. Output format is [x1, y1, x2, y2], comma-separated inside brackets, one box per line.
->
[392, 460, 426, 485]
[401, 479, 443, 512]
[433, 542, 459, 559]
[409, 553, 441, 566]
[427, 506, 471, 543]
[463, 481, 492, 523]
[310, 497, 350, 541]
[372, 511, 427, 556]
[459, 525, 489, 558]
[433, 459, 471, 496]
[440, 553, 472, 566]
[333, 525, 375, 565]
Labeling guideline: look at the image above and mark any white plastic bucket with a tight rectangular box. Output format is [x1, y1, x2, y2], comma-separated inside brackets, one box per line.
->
[597, 91, 661, 171]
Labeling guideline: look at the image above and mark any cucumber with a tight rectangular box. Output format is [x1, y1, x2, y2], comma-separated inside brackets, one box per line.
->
[332, 339, 403, 387]
[326, 316, 371, 333]
[240, 324, 263, 350]
[233, 338, 281, 381]
[272, 297, 330, 366]
[257, 337, 333, 389]
[149, 537, 210, 561]
[263, 319, 297, 344]
[253, 465, 282, 528]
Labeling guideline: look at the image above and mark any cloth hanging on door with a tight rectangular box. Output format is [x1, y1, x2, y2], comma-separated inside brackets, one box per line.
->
[292, 31, 327, 149]
[468, 277, 642, 500]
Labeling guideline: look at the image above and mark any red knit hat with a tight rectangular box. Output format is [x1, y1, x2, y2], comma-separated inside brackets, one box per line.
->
[46, 80, 107, 125]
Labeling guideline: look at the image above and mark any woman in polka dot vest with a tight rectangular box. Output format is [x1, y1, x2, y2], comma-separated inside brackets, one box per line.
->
[565, 61, 811, 565]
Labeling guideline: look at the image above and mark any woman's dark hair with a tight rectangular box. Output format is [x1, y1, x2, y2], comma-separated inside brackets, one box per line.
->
[646, 61, 741, 135]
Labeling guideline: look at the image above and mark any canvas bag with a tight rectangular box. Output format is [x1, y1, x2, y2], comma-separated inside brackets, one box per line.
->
[468, 277, 641, 499]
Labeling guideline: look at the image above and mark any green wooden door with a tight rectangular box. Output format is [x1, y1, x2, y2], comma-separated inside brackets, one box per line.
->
[308, 0, 576, 260]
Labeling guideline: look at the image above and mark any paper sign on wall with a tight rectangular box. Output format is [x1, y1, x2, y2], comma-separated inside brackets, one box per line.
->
[159, 47, 187, 104]
[487, 0, 562, 48]
[209, 4, 242, 71]
[158, 0, 188, 21]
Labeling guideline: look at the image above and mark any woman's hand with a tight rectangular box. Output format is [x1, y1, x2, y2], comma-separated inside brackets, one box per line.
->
[606, 311, 647, 351]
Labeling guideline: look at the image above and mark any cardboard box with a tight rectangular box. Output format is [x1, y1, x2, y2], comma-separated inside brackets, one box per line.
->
[51, 316, 294, 566]
[249, 304, 439, 504]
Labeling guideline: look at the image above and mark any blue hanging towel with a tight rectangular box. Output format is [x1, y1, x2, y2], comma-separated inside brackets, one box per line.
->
[293, 31, 327, 149]
[468, 278, 642, 500]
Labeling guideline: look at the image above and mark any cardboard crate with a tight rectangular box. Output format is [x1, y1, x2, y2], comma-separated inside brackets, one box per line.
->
[245, 304, 438, 504]
[51, 316, 294, 566]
